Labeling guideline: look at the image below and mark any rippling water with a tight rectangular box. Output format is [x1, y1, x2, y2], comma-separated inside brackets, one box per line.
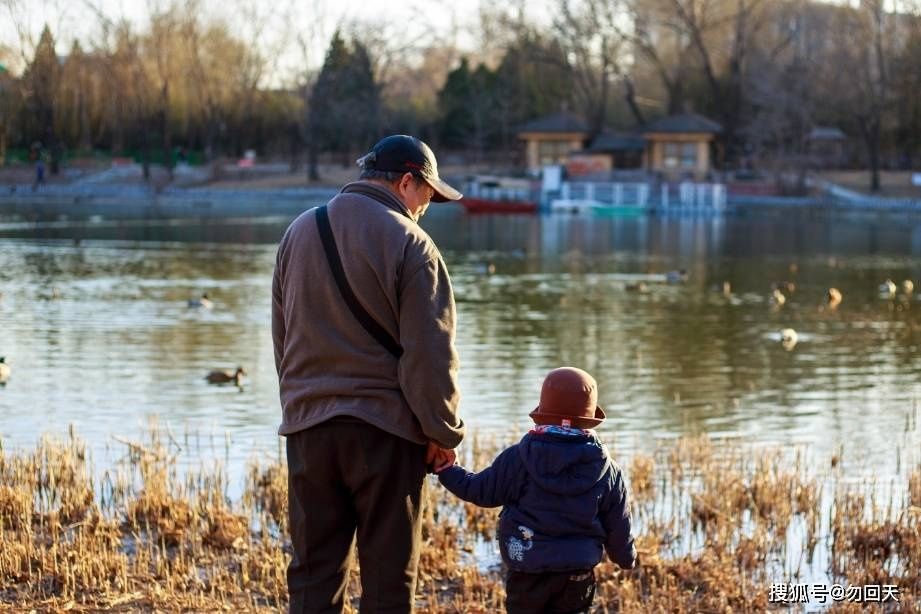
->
[1, 206, 920, 480]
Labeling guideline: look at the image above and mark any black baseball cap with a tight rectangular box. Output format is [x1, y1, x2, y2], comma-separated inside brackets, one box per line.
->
[357, 135, 462, 202]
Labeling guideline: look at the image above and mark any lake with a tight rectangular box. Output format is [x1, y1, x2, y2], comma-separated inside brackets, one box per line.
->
[1, 205, 920, 482]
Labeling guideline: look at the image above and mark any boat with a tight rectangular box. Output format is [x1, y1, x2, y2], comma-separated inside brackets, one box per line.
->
[459, 175, 539, 214]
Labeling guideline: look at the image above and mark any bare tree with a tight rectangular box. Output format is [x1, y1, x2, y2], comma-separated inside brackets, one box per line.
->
[625, 0, 770, 161]
[624, 0, 693, 115]
[741, 0, 816, 188]
[820, 0, 895, 192]
[551, 0, 630, 135]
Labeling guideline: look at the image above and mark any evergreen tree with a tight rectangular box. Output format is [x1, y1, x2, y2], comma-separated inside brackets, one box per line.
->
[468, 63, 499, 155]
[437, 58, 476, 148]
[0, 61, 16, 164]
[436, 57, 504, 153]
[495, 34, 573, 133]
[26, 26, 60, 171]
[346, 41, 380, 160]
[437, 40, 572, 156]
[308, 31, 381, 178]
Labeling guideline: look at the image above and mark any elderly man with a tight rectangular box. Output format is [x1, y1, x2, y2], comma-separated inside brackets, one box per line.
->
[272, 135, 465, 613]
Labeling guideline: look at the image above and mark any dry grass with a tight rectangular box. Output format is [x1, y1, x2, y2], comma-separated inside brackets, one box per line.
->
[0, 428, 918, 612]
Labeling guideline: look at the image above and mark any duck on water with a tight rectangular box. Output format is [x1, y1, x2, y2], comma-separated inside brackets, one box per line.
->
[205, 367, 246, 386]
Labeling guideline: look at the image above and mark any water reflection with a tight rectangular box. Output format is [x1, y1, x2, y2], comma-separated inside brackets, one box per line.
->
[0, 206, 920, 480]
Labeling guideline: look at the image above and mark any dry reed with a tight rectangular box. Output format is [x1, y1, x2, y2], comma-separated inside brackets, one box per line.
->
[0, 427, 917, 612]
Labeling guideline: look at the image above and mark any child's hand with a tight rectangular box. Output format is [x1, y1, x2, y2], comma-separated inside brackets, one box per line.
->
[433, 448, 456, 473]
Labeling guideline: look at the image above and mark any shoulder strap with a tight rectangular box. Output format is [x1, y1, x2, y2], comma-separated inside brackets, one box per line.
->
[315, 205, 404, 358]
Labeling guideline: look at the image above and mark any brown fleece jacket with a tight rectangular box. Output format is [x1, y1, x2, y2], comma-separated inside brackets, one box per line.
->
[272, 181, 464, 449]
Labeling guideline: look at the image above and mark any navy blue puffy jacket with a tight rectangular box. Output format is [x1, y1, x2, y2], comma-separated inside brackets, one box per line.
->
[438, 430, 636, 573]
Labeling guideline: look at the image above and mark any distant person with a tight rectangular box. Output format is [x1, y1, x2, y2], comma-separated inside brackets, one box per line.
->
[272, 135, 466, 613]
[433, 367, 637, 614]
[33, 156, 45, 191]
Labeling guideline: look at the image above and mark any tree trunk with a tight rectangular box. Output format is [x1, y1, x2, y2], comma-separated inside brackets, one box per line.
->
[593, 70, 609, 137]
[868, 133, 881, 193]
[289, 122, 301, 172]
[666, 78, 684, 115]
[863, 118, 882, 193]
[78, 96, 90, 151]
[142, 119, 151, 182]
[161, 83, 172, 180]
[112, 98, 124, 153]
[204, 118, 216, 163]
[308, 114, 319, 181]
[623, 77, 645, 127]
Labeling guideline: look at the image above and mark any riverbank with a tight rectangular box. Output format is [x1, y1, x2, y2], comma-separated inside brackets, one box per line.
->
[0, 162, 346, 221]
[5, 160, 921, 219]
[0, 427, 917, 612]
[0, 182, 858, 221]
[0, 185, 338, 220]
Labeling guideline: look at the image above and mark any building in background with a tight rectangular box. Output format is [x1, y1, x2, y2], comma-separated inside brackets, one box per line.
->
[806, 126, 848, 169]
[641, 113, 722, 180]
[516, 111, 722, 180]
[517, 113, 590, 173]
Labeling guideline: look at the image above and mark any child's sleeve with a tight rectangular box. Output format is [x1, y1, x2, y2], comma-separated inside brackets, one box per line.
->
[437, 445, 522, 507]
[600, 465, 637, 569]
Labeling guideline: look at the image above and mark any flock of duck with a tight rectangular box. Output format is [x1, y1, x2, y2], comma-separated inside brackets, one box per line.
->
[0, 291, 247, 388]
[615, 266, 911, 352]
[730, 275, 912, 351]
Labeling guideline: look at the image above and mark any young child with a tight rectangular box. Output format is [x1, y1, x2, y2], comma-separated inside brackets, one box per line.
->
[434, 366, 636, 613]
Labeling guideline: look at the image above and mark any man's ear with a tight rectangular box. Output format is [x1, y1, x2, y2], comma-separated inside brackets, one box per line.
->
[393, 174, 406, 196]
[399, 172, 414, 192]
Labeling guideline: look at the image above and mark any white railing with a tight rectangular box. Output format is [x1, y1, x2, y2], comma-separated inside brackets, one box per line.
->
[659, 182, 727, 211]
[552, 181, 726, 212]
[558, 182, 651, 207]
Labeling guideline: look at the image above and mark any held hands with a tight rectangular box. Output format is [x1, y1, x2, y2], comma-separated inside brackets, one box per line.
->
[425, 442, 457, 474]
[433, 448, 456, 473]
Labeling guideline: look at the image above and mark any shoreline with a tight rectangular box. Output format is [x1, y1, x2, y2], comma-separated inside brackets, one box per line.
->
[3, 183, 921, 220]
[0, 185, 339, 220]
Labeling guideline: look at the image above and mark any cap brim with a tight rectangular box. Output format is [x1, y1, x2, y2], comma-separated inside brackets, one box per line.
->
[423, 176, 463, 202]
[529, 405, 606, 429]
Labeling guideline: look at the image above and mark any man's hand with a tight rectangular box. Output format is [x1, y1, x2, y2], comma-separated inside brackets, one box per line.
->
[425, 441, 441, 468]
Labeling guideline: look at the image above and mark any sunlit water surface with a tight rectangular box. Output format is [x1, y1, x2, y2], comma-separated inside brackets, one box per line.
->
[1, 206, 920, 488]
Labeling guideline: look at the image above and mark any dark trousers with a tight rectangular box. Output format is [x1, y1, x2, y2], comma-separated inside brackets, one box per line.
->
[286, 418, 427, 614]
[506, 569, 596, 614]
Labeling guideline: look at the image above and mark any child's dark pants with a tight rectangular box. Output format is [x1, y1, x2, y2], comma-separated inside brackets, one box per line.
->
[505, 568, 596, 614]
[286, 417, 427, 613]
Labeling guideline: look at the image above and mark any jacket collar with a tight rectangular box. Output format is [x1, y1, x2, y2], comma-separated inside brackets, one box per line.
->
[340, 181, 413, 220]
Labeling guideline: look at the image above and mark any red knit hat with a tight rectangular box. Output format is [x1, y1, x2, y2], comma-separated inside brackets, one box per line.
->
[529, 367, 606, 429]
